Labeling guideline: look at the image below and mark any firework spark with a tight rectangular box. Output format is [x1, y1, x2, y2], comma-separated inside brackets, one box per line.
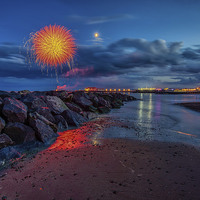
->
[30, 25, 76, 68]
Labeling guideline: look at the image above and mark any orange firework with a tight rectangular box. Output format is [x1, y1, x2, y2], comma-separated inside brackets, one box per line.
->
[31, 24, 76, 67]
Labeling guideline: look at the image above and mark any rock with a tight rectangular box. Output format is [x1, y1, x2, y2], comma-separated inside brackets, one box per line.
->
[8, 91, 21, 99]
[2, 97, 27, 123]
[21, 94, 56, 123]
[57, 91, 69, 101]
[31, 91, 47, 97]
[111, 99, 124, 108]
[29, 114, 56, 143]
[0, 97, 3, 112]
[0, 134, 13, 149]
[61, 109, 87, 126]
[98, 96, 111, 108]
[73, 94, 93, 110]
[85, 112, 98, 120]
[45, 96, 68, 114]
[0, 91, 12, 99]
[88, 105, 98, 112]
[98, 106, 111, 114]
[65, 93, 73, 102]
[100, 94, 113, 102]
[0, 91, 21, 99]
[0, 117, 5, 133]
[29, 112, 57, 133]
[127, 95, 137, 101]
[88, 94, 99, 107]
[0, 146, 21, 160]
[65, 102, 83, 114]
[21, 94, 47, 110]
[37, 108, 55, 123]
[4, 122, 36, 145]
[19, 90, 31, 96]
[54, 115, 68, 130]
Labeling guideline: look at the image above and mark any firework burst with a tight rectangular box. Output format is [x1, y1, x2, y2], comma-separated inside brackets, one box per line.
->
[27, 25, 76, 69]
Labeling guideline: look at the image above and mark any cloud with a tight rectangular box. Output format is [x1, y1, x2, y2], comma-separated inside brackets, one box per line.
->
[67, 14, 135, 25]
[86, 14, 134, 24]
[1, 38, 200, 90]
[76, 38, 184, 78]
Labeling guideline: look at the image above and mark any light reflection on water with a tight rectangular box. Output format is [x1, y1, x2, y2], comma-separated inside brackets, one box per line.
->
[101, 93, 200, 148]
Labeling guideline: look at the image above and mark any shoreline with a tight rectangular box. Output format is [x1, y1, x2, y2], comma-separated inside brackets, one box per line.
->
[1, 137, 200, 200]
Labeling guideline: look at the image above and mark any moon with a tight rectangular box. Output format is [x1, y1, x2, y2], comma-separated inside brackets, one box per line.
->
[94, 32, 99, 38]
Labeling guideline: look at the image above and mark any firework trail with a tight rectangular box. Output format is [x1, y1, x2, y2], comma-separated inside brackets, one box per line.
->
[25, 25, 76, 80]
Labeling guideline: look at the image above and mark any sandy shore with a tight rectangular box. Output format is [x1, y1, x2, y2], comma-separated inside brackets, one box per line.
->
[176, 102, 200, 112]
[1, 136, 200, 200]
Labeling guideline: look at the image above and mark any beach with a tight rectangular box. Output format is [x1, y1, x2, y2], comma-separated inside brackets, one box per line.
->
[1, 138, 200, 200]
[1, 111, 200, 200]
[0, 92, 200, 199]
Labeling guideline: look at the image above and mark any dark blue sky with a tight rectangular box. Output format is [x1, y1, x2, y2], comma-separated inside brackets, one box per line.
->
[1, 0, 200, 91]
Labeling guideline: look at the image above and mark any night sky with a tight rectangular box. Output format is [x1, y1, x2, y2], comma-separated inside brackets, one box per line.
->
[1, 0, 200, 91]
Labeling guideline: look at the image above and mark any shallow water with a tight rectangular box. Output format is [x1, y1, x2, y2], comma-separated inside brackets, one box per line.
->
[91, 94, 200, 148]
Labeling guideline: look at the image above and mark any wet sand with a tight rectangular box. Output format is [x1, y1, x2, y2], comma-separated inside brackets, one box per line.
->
[1, 138, 200, 200]
[176, 102, 200, 112]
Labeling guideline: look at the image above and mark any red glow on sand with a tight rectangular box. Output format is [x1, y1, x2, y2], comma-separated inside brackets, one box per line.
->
[48, 125, 91, 150]
[47, 117, 118, 151]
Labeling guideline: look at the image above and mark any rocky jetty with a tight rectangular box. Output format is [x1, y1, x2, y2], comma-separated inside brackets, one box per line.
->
[0, 90, 136, 158]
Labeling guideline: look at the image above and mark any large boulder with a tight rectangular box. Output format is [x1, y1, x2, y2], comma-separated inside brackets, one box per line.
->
[4, 122, 36, 145]
[73, 94, 93, 110]
[0, 91, 21, 99]
[29, 114, 57, 143]
[100, 94, 113, 102]
[45, 96, 68, 114]
[85, 112, 98, 120]
[0, 91, 12, 99]
[21, 94, 47, 110]
[98, 96, 111, 108]
[54, 115, 68, 130]
[0, 134, 13, 149]
[88, 94, 99, 107]
[65, 93, 73, 103]
[56, 91, 69, 101]
[98, 106, 111, 114]
[21, 94, 56, 123]
[2, 97, 28, 123]
[36, 108, 55, 123]
[88, 105, 98, 112]
[29, 112, 57, 133]
[9, 91, 21, 99]
[65, 102, 83, 114]
[111, 99, 124, 108]
[61, 109, 87, 126]
[0, 117, 5, 133]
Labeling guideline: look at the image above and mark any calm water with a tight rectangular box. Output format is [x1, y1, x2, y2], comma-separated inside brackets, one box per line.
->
[94, 94, 200, 148]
